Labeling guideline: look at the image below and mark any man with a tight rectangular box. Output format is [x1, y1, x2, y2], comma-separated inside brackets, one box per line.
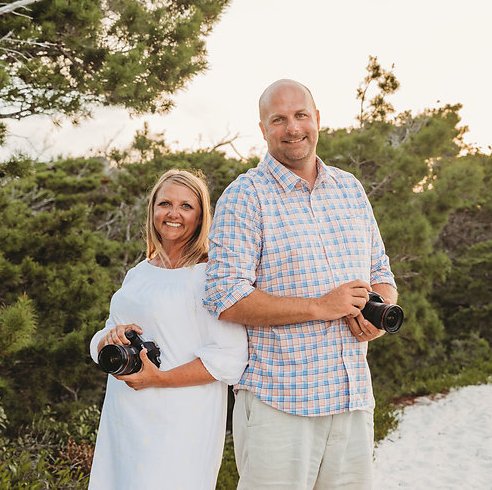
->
[204, 79, 397, 489]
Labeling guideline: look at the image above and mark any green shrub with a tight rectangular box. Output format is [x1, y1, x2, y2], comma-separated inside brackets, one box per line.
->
[0, 405, 99, 488]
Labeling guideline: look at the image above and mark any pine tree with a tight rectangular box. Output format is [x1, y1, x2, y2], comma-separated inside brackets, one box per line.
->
[0, 0, 230, 143]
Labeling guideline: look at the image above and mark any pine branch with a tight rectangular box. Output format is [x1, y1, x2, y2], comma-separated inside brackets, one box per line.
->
[0, 0, 41, 16]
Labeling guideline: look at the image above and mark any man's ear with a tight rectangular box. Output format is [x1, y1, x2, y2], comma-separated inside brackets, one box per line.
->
[316, 109, 320, 129]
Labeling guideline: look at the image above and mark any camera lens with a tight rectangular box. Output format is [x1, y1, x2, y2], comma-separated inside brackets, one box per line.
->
[98, 344, 140, 375]
[361, 293, 404, 334]
[381, 305, 404, 333]
[96, 331, 161, 375]
[98, 345, 126, 373]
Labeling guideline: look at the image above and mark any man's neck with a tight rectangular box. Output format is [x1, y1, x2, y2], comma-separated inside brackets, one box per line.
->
[287, 158, 318, 189]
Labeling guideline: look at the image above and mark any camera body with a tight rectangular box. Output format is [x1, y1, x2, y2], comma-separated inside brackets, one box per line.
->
[98, 330, 161, 375]
[361, 292, 404, 333]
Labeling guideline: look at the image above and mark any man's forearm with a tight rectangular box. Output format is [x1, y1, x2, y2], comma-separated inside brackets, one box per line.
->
[219, 289, 317, 327]
[372, 283, 398, 304]
[218, 280, 372, 327]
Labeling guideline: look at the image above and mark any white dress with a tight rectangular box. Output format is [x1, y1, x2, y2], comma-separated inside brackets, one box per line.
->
[88, 261, 248, 490]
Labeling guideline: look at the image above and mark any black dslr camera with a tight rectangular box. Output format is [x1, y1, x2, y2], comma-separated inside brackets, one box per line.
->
[98, 330, 161, 375]
[361, 292, 404, 333]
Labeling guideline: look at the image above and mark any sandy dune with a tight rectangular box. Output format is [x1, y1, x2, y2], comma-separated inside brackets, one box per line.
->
[373, 384, 492, 489]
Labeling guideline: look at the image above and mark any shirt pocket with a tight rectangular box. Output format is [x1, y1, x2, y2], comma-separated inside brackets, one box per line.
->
[329, 210, 372, 280]
[334, 211, 371, 255]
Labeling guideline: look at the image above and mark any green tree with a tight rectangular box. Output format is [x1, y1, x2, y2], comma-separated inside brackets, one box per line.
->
[356, 55, 400, 126]
[0, 0, 230, 143]
[317, 58, 488, 395]
[0, 139, 253, 429]
[0, 158, 121, 426]
[434, 153, 492, 345]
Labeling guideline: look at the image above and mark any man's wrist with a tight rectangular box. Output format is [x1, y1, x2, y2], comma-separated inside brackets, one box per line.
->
[306, 297, 322, 321]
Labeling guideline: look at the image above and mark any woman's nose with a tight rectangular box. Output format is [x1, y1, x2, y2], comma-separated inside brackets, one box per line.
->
[167, 206, 179, 217]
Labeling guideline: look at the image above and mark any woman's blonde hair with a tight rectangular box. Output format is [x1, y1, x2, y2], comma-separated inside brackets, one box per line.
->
[146, 169, 211, 268]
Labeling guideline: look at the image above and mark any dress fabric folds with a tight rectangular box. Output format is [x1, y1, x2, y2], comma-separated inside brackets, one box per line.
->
[88, 261, 247, 490]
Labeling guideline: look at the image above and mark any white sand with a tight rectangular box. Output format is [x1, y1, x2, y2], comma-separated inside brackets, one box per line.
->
[373, 384, 492, 489]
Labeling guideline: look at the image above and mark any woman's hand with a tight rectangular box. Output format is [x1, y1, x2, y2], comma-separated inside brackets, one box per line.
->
[97, 323, 144, 353]
[115, 349, 162, 390]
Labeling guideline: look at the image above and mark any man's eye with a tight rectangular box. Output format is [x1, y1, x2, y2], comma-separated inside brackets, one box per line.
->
[296, 113, 307, 118]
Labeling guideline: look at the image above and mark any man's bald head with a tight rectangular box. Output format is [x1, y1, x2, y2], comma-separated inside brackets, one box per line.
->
[257, 79, 320, 179]
[259, 79, 317, 121]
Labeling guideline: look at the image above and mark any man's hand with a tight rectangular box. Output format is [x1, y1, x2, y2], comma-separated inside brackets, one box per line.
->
[346, 313, 385, 342]
[345, 282, 398, 342]
[314, 280, 372, 320]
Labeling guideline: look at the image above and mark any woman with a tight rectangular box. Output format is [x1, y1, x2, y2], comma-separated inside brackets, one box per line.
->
[89, 169, 248, 489]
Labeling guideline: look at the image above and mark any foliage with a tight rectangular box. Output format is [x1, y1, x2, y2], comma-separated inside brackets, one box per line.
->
[314, 58, 492, 457]
[216, 435, 239, 490]
[108, 123, 258, 205]
[0, 293, 36, 354]
[0, 154, 34, 182]
[0, 158, 115, 426]
[433, 153, 492, 344]
[356, 55, 400, 126]
[0, 0, 230, 146]
[0, 0, 229, 120]
[316, 100, 490, 392]
[0, 145, 253, 429]
[0, 405, 99, 489]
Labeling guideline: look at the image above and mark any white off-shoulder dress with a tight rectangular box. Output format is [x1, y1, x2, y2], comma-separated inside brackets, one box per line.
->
[88, 261, 248, 490]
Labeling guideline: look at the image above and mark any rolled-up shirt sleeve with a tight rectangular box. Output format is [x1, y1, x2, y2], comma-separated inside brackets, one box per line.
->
[359, 182, 396, 288]
[204, 177, 262, 317]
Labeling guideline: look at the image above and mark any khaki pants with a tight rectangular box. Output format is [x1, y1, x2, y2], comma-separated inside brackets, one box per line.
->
[233, 390, 374, 490]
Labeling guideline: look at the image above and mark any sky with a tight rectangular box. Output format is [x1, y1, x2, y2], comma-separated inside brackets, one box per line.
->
[2, 0, 492, 161]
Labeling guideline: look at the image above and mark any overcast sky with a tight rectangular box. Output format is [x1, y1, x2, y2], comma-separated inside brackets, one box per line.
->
[3, 0, 491, 161]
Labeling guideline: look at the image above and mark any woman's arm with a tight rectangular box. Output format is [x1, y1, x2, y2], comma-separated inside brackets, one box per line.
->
[115, 350, 215, 391]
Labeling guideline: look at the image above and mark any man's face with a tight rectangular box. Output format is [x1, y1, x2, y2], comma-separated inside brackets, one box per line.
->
[259, 83, 320, 172]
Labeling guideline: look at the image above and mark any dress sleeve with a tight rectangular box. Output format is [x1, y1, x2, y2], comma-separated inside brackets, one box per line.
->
[194, 307, 248, 385]
[89, 267, 135, 364]
[89, 316, 116, 364]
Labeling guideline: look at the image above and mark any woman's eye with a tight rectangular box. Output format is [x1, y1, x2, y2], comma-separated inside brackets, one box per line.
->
[182, 203, 192, 210]
[158, 201, 170, 207]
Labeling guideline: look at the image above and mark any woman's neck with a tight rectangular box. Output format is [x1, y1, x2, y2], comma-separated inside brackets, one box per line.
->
[150, 249, 182, 269]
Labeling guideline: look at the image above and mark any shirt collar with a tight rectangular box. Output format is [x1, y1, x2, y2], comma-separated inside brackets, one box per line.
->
[262, 153, 338, 192]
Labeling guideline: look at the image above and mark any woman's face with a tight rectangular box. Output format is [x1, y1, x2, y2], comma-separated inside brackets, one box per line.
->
[153, 181, 202, 251]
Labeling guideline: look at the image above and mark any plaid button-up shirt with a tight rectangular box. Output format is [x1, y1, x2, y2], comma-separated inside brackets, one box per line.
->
[204, 153, 396, 416]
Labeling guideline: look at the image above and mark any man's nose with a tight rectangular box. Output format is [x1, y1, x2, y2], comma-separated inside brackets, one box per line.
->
[285, 118, 300, 134]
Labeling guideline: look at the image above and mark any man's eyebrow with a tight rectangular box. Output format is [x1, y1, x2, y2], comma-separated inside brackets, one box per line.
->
[270, 108, 309, 118]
